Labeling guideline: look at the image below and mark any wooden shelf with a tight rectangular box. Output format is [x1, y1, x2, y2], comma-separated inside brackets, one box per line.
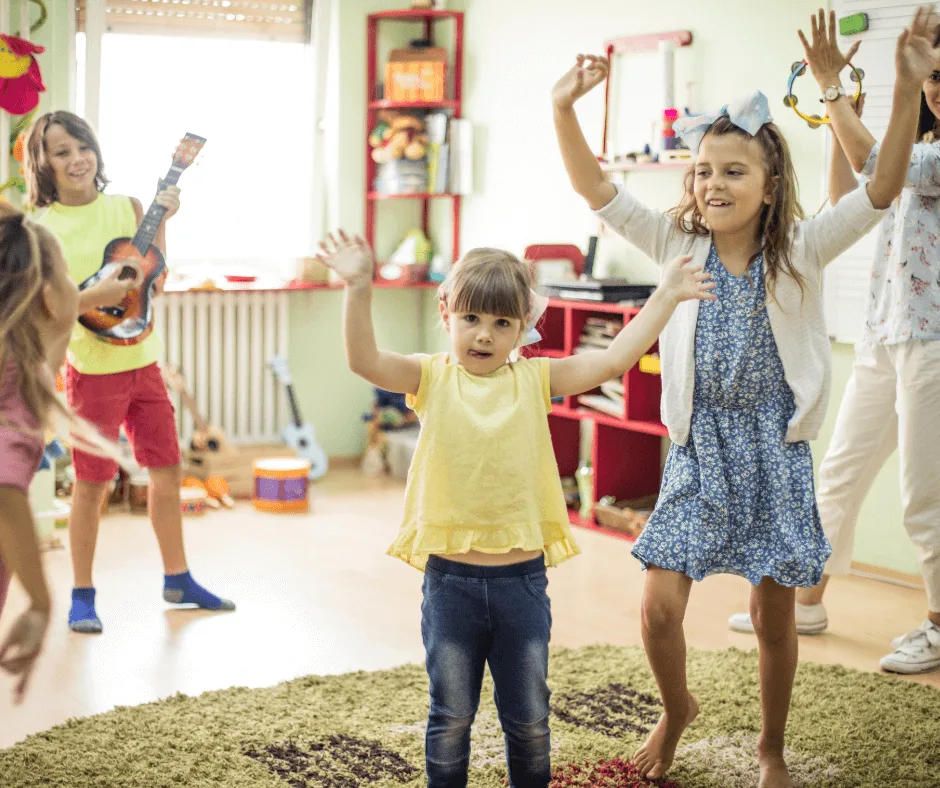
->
[366, 11, 463, 265]
[547, 297, 643, 315]
[369, 100, 458, 110]
[568, 508, 638, 542]
[369, 9, 462, 21]
[600, 160, 690, 173]
[549, 403, 668, 435]
[368, 192, 458, 201]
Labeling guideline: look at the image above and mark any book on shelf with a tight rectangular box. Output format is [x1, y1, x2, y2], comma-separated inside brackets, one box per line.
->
[577, 394, 624, 419]
[449, 118, 473, 195]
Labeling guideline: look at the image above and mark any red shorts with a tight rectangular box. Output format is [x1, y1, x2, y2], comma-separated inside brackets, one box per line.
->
[66, 363, 181, 483]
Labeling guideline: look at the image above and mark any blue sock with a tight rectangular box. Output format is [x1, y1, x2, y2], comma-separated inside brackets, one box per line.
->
[69, 587, 103, 634]
[163, 571, 235, 611]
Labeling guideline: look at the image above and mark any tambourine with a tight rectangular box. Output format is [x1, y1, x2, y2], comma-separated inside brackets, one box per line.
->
[784, 60, 864, 129]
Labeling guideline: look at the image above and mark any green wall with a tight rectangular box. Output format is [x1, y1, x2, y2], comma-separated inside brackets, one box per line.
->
[36, 0, 915, 577]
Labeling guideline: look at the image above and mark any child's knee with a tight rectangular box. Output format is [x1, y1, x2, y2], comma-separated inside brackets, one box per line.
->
[148, 464, 182, 491]
[749, 600, 792, 643]
[642, 596, 684, 634]
[500, 712, 550, 746]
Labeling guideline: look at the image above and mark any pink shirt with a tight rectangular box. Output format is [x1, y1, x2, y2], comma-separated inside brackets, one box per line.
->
[0, 361, 45, 616]
[0, 360, 44, 492]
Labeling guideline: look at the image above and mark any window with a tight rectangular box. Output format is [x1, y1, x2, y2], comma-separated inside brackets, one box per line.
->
[75, 2, 317, 272]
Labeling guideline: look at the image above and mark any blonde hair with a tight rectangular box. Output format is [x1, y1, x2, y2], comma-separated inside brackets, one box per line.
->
[670, 117, 807, 304]
[438, 248, 532, 323]
[0, 205, 130, 465]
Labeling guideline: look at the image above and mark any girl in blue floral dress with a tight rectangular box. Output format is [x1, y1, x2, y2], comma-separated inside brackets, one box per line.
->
[552, 14, 940, 787]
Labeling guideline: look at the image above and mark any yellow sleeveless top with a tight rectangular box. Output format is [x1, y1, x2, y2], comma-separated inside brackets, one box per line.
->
[35, 193, 163, 375]
[388, 352, 580, 571]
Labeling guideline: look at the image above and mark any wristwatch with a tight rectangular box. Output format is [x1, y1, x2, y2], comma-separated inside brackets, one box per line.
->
[824, 84, 846, 101]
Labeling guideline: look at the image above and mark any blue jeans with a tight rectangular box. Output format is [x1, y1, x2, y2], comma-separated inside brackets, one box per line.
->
[421, 555, 552, 788]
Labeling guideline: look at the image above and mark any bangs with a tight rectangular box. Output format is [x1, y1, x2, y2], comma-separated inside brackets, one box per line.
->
[446, 251, 530, 321]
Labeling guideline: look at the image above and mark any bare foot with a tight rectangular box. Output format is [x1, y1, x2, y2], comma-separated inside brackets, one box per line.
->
[758, 751, 795, 788]
[633, 694, 698, 779]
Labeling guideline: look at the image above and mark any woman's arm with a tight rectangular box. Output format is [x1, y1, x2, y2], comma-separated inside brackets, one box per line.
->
[829, 94, 866, 206]
[320, 233, 422, 395]
[549, 254, 715, 397]
[866, 10, 940, 208]
[799, 10, 877, 171]
[552, 55, 617, 210]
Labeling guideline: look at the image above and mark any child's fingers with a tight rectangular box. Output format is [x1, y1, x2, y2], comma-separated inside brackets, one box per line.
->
[846, 40, 861, 62]
[338, 229, 350, 244]
[13, 660, 36, 705]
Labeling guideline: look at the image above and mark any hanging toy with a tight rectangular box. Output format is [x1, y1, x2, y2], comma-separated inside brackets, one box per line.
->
[0, 34, 45, 115]
[783, 59, 863, 130]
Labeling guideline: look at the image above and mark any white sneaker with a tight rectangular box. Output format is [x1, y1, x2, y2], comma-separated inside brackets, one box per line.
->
[889, 620, 930, 650]
[728, 602, 828, 635]
[880, 621, 940, 675]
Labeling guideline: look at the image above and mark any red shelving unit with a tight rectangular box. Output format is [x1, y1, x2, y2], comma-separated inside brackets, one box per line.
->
[365, 9, 464, 274]
[529, 297, 666, 541]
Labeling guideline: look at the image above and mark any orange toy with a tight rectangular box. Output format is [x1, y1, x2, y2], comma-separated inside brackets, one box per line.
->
[205, 475, 234, 508]
[182, 476, 220, 509]
[252, 458, 311, 513]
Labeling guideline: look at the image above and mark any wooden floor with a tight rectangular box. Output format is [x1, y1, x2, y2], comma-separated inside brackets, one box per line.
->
[1, 466, 936, 749]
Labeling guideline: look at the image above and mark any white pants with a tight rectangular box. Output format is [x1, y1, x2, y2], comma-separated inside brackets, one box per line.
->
[817, 340, 940, 612]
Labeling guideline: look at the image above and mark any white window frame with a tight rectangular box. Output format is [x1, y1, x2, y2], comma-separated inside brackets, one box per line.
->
[69, 0, 331, 255]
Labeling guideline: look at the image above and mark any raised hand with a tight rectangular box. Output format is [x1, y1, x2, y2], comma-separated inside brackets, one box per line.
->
[317, 230, 374, 287]
[895, 6, 940, 87]
[658, 255, 716, 304]
[798, 8, 862, 88]
[552, 54, 609, 110]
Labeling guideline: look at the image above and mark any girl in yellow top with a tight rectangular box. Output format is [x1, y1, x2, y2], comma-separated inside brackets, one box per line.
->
[24, 111, 234, 634]
[319, 231, 715, 788]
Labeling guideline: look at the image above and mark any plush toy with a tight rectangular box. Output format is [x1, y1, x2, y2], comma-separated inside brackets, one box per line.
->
[360, 388, 418, 475]
[370, 111, 429, 163]
[0, 34, 45, 115]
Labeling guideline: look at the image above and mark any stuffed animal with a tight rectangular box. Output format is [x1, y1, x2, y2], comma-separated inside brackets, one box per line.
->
[0, 34, 45, 114]
[370, 111, 429, 163]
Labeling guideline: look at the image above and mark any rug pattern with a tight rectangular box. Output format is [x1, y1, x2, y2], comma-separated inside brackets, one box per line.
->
[1, 645, 938, 788]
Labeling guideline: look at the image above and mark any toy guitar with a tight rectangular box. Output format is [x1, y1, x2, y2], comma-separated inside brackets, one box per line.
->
[78, 133, 207, 345]
[269, 355, 328, 480]
[160, 364, 229, 454]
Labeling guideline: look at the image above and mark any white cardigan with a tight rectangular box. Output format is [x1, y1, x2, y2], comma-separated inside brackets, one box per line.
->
[595, 184, 887, 446]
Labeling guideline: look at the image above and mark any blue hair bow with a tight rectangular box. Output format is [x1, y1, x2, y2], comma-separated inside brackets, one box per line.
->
[673, 90, 773, 154]
[519, 290, 549, 348]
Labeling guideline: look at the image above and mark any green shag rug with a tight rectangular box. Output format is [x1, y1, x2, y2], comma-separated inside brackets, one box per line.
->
[1, 646, 938, 788]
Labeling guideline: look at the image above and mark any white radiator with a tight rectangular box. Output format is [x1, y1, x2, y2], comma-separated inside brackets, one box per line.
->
[154, 291, 289, 446]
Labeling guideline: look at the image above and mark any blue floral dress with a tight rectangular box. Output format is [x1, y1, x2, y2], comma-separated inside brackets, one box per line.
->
[632, 246, 831, 587]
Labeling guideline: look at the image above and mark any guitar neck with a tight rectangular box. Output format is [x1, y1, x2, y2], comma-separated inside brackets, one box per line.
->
[178, 389, 209, 433]
[285, 384, 303, 428]
[130, 164, 185, 256]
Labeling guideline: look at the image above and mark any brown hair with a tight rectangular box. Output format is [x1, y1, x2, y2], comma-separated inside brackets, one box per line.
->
[0, 205, 67, 430]
[24, 111, 109, 208]
[439, 248, 532, 323]
[670, 117, 807, 303]
[919, 86, 940, 142]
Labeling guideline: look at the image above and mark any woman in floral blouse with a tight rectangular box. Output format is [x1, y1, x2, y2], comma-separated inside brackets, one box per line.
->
[731, 9, 940, 676]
